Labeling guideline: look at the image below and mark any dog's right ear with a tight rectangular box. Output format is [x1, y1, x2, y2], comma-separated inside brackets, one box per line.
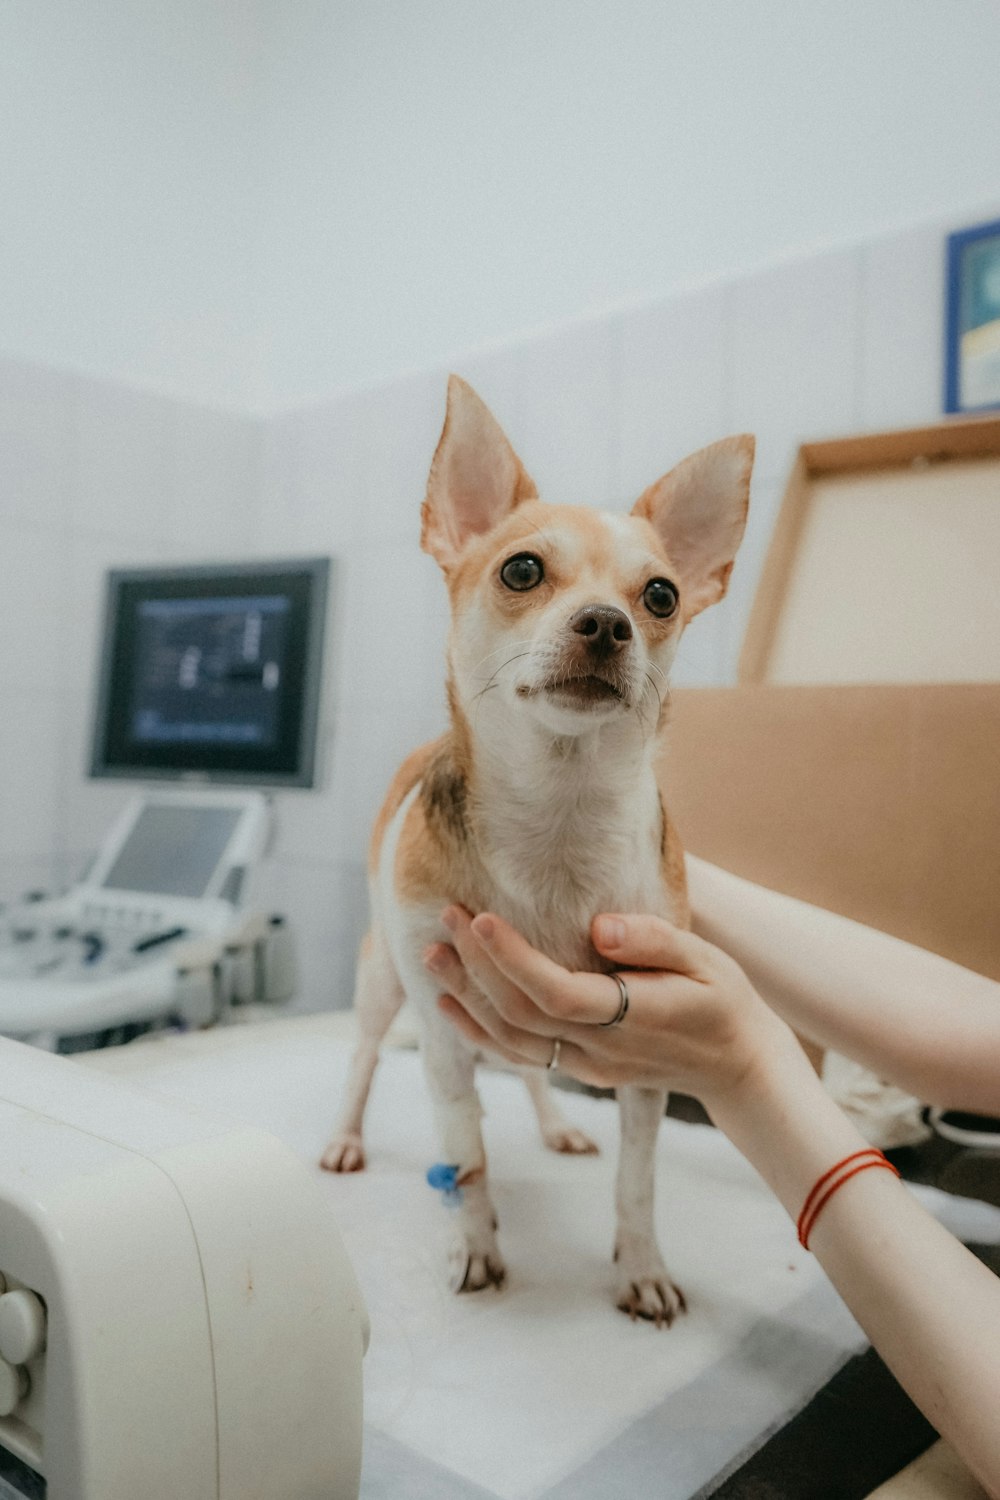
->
[421, 376, 538, 569]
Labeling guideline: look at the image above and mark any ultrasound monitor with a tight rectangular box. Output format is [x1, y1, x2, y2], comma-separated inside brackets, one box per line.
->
[90, 558, 330, 787]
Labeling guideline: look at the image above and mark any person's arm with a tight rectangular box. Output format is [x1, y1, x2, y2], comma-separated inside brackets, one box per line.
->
[427, 908, 1000, 1496]
[686, 855, 1000, 1114]
[712, 1043, 1000, 1500]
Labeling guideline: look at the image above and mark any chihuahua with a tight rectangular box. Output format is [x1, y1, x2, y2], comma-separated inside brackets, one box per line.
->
[321, 376, 752, 1324]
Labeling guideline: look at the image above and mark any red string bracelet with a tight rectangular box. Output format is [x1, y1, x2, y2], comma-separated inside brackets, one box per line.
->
[797, 1148, 900, 1251]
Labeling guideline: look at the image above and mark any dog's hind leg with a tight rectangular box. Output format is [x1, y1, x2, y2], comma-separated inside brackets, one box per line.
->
[320, 924, 405, 1173]
[518, 1067, 599, 1155]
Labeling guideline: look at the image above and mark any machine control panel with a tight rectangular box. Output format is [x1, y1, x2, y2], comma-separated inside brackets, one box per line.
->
[0, 1272, 47, 1497]
[0, 910, 189, 983]
[0, 1289, 48, 1368]
[0, 792, 296, 1049]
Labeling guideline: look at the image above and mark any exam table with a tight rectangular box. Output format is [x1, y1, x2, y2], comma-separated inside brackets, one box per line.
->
[67, 1011, 999, 1500]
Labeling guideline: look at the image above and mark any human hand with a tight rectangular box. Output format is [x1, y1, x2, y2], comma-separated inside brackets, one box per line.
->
[424, 907, 799, 1108]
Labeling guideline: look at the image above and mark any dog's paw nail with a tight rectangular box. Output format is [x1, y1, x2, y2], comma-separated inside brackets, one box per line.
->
[452, 1249, 507, 1294]
[320, 1135, 366, 1173]
[544, 1126, 600, 1155]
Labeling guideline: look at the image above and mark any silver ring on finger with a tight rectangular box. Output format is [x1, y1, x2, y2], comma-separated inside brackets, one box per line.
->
[598, 972, 630, 1028]
[547, 1036, 562, 1071]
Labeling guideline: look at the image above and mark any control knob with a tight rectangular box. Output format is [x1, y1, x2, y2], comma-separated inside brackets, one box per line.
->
[0, 1289, 47, 1366]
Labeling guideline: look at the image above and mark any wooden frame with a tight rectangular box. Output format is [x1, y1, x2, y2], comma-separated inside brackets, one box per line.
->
[738, 415, 1000, 685]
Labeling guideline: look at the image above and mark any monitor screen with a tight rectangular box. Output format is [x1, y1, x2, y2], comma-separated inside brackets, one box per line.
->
[91, 559, 329, 786]
[100, 804, 242, 897]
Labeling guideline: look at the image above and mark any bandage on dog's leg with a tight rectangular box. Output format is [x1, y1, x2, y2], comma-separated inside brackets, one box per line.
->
[431, 1094, 487, 1183]
[422, 1018, 506, 1293]
[614, 1085, 685, 1328]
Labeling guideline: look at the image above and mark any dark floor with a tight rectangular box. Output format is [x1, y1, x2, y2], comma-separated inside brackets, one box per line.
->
[884, 1122, 1000, 1207]
[560, 1078, 1000, 1209]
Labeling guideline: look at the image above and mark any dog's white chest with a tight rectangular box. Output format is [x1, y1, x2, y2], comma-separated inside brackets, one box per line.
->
[477, 777, 669, 970]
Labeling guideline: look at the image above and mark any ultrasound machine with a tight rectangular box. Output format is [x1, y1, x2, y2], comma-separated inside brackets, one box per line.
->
[0, 557, 330, 1050]
[0, 557, 369, 1500]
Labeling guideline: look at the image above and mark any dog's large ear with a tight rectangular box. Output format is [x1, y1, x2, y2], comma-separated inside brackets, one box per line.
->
[421, 376, 538, 569]
[631, 435, 754, 619]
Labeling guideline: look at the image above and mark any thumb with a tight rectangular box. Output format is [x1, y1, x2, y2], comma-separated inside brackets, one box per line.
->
[591, 912, 710, 976]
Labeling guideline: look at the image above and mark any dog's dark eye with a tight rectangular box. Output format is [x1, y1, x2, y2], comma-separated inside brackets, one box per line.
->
[643, 578, 679, 619]
[500, 553, 544, 591]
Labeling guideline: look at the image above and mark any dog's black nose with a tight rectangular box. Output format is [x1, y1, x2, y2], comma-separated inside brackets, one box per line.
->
[569, 604, 633, 653]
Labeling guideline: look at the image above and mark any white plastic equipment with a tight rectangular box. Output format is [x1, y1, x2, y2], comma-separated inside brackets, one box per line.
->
[0, 1036, 367, 1498]
[0, 790, 295, 1046]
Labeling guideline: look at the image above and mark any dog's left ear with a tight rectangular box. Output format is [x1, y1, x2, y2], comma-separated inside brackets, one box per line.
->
[421, 375, 538, 569]
[631, 435, 754, 619]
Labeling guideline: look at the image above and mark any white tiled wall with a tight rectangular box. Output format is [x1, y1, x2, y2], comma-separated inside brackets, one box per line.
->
[0, 358, 261, 907]
[256, 369, 454, 1008]
[859, 222, 949, 433]
[3, 203, 995, 1010]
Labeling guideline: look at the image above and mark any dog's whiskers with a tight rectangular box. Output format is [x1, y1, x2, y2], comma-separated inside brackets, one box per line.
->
[471, 650, 536, 733]
[469, 639, 535, 676]
[631, 670, 665, 738]
[471, 650, 534, 707]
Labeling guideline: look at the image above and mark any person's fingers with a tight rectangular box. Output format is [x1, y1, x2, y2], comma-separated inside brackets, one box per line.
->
[436, 993, 542, 1066]
[423, 942, 469, 996]
[425, 938, 561, 1049]
[464, 911, 634, 1026]
[436, 992, 575, 1072]
[439, 906, 542, 1025]
[436, 995, 617, 1088]
[428, 921, 558, 1059]
[591, 912, 713, 977]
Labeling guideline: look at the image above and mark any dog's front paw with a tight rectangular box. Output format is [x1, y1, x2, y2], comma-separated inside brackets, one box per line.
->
[543, 1123, 600, 1156]
[319, 1132, 366, 1173]
[448, 1239, 507, 1294]
[614, 1245, 686, 1327]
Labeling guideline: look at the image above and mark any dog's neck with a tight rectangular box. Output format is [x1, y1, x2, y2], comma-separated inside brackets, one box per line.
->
[449, 691, 666, 947]
[473, 710, 659, 820]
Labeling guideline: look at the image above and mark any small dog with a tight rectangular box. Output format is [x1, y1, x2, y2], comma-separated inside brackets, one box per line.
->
[321, 376, 752, 1324]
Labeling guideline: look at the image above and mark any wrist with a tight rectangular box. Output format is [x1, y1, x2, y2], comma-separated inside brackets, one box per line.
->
[703, 1011, 813, 1131]
[707, 1027, 871, 1223]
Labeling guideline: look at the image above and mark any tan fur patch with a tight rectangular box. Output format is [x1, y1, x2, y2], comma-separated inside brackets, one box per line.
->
[660, 809, 691, 928]
[368, 737, 443, 875]
[393, 730, 486, 910]
[395, 775, 477, 908]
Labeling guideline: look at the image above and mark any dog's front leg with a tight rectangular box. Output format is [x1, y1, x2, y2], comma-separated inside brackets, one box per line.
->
[614, 1084, 685, 1326]
[419, 1002, 506, 1293]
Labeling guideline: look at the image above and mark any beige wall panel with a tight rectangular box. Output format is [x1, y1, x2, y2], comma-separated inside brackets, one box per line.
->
[766, 459, 1000, 684]
[664, 684, 1000, 982]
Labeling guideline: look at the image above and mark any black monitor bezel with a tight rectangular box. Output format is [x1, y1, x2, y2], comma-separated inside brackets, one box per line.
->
[90, 558, 330, 788]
